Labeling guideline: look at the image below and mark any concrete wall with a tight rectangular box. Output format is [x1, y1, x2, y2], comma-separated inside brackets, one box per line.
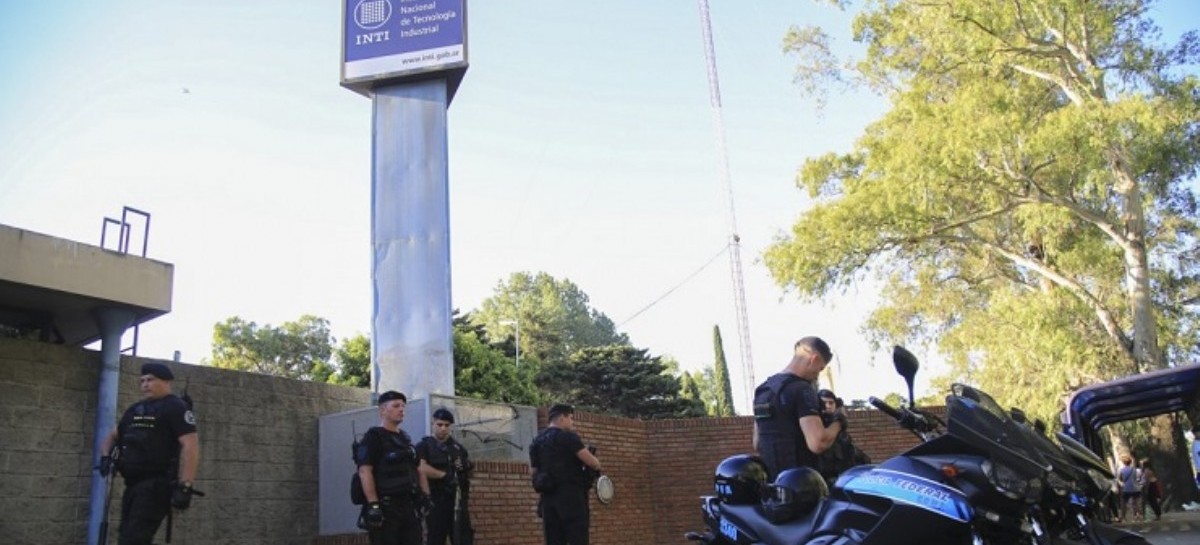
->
[0, 338, 369, 545]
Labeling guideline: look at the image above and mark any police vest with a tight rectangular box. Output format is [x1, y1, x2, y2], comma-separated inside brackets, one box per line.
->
[752, 373, 815, 478]
[367, 428, 419, 497]
[419, 436, 465, 493]
[532, 428, 587, 490]
[117, 395, 187, 479]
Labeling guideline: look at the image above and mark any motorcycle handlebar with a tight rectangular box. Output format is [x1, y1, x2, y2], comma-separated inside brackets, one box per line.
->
[869, 397, 904, 420]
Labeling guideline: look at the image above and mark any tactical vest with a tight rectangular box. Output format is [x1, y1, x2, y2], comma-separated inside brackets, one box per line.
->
[753, 373, 814, 479]
[117, 396, 183, 479]
[370, 428, 419, 497]
[532, 428, 586, 490]
[420, 436, 463, 494]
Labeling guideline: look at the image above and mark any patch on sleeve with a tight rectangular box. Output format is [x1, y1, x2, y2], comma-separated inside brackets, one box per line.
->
[184, 410, 196, 425]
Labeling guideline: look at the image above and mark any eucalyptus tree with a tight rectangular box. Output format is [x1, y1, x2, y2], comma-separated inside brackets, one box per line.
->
[769, 0, 1198, 497]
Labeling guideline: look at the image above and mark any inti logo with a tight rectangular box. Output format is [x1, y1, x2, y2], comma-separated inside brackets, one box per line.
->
[354, 0, 392, 31]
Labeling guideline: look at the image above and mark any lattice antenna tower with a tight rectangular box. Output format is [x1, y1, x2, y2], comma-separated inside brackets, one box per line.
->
[697, 0, 755, 410]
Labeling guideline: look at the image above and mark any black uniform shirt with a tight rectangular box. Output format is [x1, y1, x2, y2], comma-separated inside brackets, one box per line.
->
[356, 427, 419, 497]
[531, 427, 586, 490]
[116, 394, 196, 478]
[417, 436, 469, 493]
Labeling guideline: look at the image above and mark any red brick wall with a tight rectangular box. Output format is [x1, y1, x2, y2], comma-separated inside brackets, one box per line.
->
[315, 407, 937, 545]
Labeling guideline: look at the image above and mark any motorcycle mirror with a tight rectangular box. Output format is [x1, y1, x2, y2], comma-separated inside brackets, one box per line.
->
[892, 346, 919, 406]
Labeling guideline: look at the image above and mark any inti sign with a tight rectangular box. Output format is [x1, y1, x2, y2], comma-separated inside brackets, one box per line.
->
[341, 0, 468, 96]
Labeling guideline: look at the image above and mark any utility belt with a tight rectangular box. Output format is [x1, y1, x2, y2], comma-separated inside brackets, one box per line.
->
[379, 490, 419, 503]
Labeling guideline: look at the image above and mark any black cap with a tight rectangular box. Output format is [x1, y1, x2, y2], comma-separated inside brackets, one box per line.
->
[548, 403, 574, 420]
[378, 391, 407, 405]
[796, 336, 833, 363]
[432, 408, 455, 423]
[817, 389, 836, 400]
[140, 363, 174, 381]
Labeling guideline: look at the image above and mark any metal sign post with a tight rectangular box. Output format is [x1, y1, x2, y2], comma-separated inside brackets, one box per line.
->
[341, 0, 468, 400]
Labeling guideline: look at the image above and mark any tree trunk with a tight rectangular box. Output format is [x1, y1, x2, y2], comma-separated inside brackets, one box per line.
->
[1148, 414, 1199, 509]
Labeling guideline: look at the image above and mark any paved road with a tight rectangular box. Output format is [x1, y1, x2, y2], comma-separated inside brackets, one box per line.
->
[1113, 510, 1200, 544]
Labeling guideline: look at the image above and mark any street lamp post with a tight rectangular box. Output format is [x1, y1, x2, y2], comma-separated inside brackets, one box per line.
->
[499, 319, 520, 367]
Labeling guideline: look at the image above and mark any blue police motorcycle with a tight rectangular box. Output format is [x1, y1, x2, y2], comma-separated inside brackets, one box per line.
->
[688, 346, 1151, 545]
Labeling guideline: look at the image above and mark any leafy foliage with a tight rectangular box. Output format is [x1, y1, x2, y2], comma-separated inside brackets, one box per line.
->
[209, 315, 334, 381]
[768, 0, 1199, 426]
[327, 333, 371, 387]
[538, 345, 706, 419]
[472, 272, 630, 366]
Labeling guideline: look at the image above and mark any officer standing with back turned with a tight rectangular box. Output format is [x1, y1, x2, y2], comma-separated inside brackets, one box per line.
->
[530, 404, 602, 545]
[356, 391, 432, 545]
[752, 337, 844, 479]
[98, 363, 200, 545]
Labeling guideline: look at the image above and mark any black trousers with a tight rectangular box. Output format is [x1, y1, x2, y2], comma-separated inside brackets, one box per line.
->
[367, 495, 422, 545]
[541, 488, 589, 545]
[425, 489, 456, 545]
[118, 477, 170, 545]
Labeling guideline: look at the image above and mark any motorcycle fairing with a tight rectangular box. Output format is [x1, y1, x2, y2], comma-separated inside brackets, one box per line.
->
[840, 468, 972, 523]
[719, 502, 820, 545]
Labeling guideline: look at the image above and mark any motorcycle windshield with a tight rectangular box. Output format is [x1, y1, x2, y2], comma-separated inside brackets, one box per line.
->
[944, 384, 1050, 478]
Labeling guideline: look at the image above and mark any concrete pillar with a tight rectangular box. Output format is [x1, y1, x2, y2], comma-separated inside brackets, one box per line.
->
[86, 308, 135, 545]
[370, 79, 455, 401]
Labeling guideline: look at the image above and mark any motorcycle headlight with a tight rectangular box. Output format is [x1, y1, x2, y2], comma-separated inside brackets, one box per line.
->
[983, 460, 1035, 501]
[1046, 471, 1072, 497]
[1086, 469, 1111, 494]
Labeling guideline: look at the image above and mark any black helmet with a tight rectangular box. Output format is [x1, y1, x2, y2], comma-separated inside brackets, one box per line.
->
[714, 455, 769, 504]
[762, 467, 828, 523]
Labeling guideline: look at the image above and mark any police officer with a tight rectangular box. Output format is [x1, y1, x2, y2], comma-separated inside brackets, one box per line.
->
[752, 337, 845, 478]
[417, 408, 471, 545]
[530, 404, 602, 545]
[97, 363, 200, 545]
[816, 389, 866, 483]
[356, 391, 431, 545]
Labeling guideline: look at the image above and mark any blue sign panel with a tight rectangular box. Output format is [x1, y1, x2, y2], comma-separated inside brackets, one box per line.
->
[341, 0, 467, 87]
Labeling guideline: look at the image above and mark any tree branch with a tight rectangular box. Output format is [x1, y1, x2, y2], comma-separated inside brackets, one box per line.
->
[951, 230, 1136, 361]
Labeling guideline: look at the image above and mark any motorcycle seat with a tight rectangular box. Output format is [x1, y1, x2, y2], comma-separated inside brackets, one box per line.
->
[720, 503, 819, 544]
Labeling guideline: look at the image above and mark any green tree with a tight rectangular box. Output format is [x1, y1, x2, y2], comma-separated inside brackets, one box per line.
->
[538, 345, 705, 419]
[209, 315, 334, 380]
[711, 325, 736, 416]
[453, 310, 542, 404]
[680, 371, 705, 408]
[770, 0, 1198, 499]
[473, 272, 630, 366]
[328, 333, 371, 387]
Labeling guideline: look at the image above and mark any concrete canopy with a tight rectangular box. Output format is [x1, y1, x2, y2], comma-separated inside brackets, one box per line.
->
[0, 223, 173, 346]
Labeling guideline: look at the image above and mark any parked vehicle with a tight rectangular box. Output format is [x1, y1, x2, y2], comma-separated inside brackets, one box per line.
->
[686, 346, 1152, 545]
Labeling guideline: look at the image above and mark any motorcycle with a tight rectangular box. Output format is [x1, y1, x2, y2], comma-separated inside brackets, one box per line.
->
[687, 346, 1152, 545]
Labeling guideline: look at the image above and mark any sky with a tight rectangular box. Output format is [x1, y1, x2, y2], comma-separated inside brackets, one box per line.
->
[1, 1, 1195, 412]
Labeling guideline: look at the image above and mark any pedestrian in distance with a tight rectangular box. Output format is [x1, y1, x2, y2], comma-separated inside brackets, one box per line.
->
[1139, 459, 1161, 521]
[1117, 455, 1142, 522]
[97, 363, 200, 545]
[355, 391, 432, 545]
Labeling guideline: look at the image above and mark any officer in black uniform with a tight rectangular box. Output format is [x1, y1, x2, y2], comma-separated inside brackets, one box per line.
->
[98, 363, 200, 545]
[417, 408, 472, 545]
[816, 389, 867, 483]
[752, 337, 845, 479]
[356, 391, 431, 545]
[529, 404, 602, 545]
